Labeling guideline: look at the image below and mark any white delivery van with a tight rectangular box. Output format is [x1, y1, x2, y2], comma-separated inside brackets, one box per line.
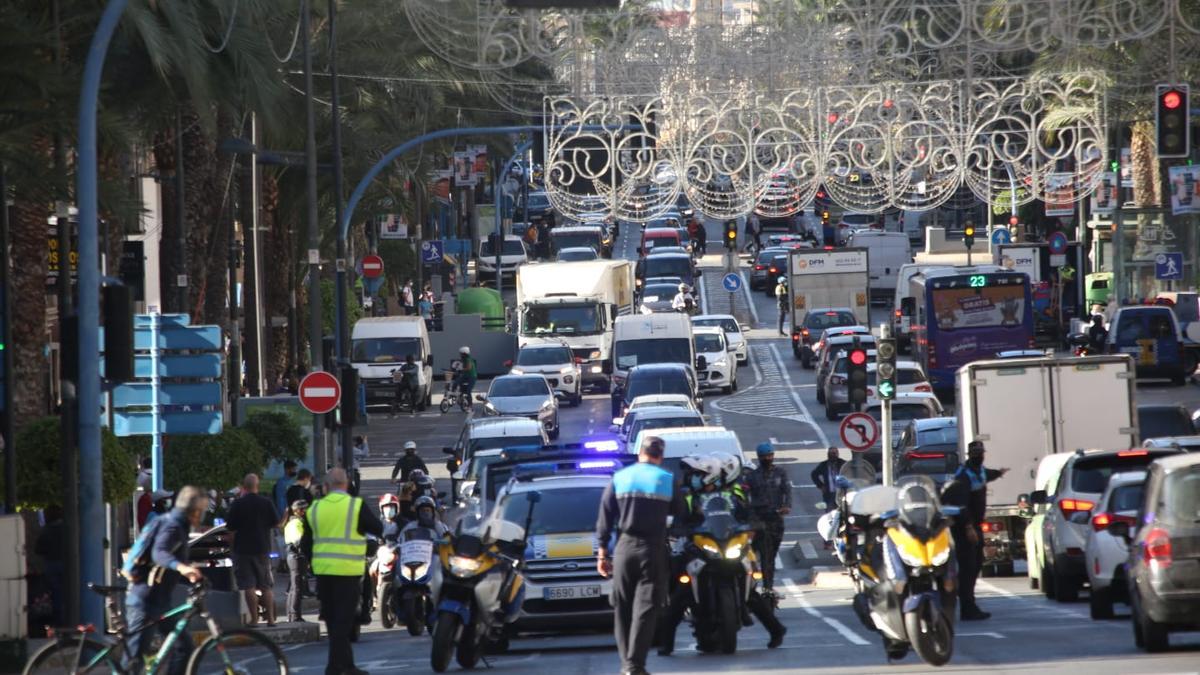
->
[351, 316, 434, 408]
[634, 427, 746, 465]
[845, 230, 912, 302]
[608, 313, 696, 391]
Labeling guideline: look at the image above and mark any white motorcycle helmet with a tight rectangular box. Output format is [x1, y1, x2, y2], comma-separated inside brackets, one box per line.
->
[680, 454, 708, 492]
[710, 451, 742, 487]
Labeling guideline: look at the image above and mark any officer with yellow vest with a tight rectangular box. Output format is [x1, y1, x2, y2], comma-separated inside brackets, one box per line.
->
[302, 468, 383, 675]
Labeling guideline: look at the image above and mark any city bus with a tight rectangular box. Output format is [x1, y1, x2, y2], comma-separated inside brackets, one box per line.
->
[905, 268, 1034, 392]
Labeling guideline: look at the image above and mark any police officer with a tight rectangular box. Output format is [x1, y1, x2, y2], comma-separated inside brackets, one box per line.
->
[942, 440, 1007, 621]
[745, 442, 792, 592]
[596, 436, 686, 675]
[284, 500, 310, 623]
[302, 468, 384, 675]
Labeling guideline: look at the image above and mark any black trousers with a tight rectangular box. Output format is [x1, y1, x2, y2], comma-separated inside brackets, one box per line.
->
[612, 537, 664, 673]
[317, 575, 362, 675]
[755, 516, 785, 590]
[286, 552, 307, 621]
[952, 526, 982, 612]
[656, 581, 783, 653]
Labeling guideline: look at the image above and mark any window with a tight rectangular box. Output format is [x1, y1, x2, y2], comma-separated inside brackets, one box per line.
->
[469, 435, 544, 454]
[614, 338, 692, 370]
[1072, 454, 1171, 494]
[489, 377, 550, 398]
[1138, 406, 1195, 440]
[551, 231, 601, 252]
[805, 311, 859, 330]
[641, 284, 679, 301]
[694, 318, 740, 333]
[899, 448, 959, 475]
[867, 367, 926, 385]
[630, 414, 703, 439]
[521, 304, 601, 336]
[1107, 483, 1145, 513]
[694, 333, 725, 353]
[643, 257, 691, 280]
[516, 347, 572, 366]
[1163, 468, 1200, 523]
[501, 487, 605, 536]
[915, 425, 959, 447]
[886, 405, 935, 422]
[351, 337, 422, 363]
[624, 373, 693, 401]
[481, 239, 527, 257]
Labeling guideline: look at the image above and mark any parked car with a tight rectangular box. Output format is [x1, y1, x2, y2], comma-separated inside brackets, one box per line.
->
[1084, 470, 1146, 619]
[478, 374, 560, 439]
[692, 314, 749, 366]
[1120, 453, 1200, 651]
[692, 326, 738, 394]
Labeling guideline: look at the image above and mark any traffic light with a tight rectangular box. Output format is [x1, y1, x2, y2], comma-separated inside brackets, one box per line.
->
[846, 342, 869, 411]
[876, 337, 897, 401]
[1156, 84, 1190, 158]
[724, 220, 737, 250]
[963, 223, 976, 250]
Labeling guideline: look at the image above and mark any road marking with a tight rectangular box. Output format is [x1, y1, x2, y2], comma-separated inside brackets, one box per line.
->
[775, 553, 784, 571]
[799, 540, 818, 559]
[958, 631, 1005, 638]
[769, 343, 830, 447]
[698, 268, 710, 315]
[781, 578, 870, 646]
[739, 271, 760, 326]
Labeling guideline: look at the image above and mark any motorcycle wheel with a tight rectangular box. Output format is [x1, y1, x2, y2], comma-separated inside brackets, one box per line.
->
[378, 585, 395, 629]
[456, 620, 480, 669]
[904, 604, 953, 667]
[405, 595, 425, 636]
[431, 611, 460, 673]
[716, 584, 740, 655]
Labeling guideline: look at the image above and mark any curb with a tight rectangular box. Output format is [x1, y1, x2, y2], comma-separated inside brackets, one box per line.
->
[809, 565, 856, 590]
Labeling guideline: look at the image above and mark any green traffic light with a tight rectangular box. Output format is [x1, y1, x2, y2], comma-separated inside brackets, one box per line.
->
[878, 381, 894, 398]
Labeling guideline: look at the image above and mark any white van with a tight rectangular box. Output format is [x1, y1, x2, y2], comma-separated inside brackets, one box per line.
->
[632, 426, 746, 465]
[845, 230, 912, 302]
[608, 313, 696, 389]
[351, 316, 434, 408]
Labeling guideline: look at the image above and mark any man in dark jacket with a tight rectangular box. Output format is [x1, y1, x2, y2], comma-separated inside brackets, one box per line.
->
[942, 440, 1007, 620]
[810, 447, 847, 512]
[391, 441, 428, 483]
[124, 487, 207, 675]
[225, 473, 280, 626]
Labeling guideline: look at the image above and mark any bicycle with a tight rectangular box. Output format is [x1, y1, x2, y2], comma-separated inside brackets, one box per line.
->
[23, 581, 287, 675]
[438, 369, 473, 414]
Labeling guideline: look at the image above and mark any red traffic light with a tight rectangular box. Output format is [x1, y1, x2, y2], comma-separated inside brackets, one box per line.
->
[849, 349, 867, 366]
[1008, 215, 1019, 226]
[1163, 90, 1183, 110]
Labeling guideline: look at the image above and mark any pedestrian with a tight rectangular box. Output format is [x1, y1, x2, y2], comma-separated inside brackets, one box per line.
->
[401, 280, 415, 316]
[942, 440, 1007, 621]
[391, 441, 428, 483]
[745, 442, 791, 592]
[273, 461, 298, 520]
[302, 468, 384, 675]
[123, 487, 207, 675]
[418, 287, 434, 322]
[774, 276, 789, 335]
[745, 214, 761, 252]
[810, 447, 846, 512]
[693, 220, 707, 255]
[225, 473, 281, 626]
[286, 468, 315, 507]
[595, 436, 686, 675]
[283, 500, 311, 622]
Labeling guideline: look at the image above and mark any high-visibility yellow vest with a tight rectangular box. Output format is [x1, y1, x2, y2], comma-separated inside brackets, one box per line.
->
[306, 492, 366, 576]
[283, 517, 305, 546]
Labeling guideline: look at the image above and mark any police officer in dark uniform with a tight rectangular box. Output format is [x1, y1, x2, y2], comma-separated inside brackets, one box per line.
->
[745, 442, 792, 592]
[596, 436, 686, 675]
[941, 440, 1007, 620]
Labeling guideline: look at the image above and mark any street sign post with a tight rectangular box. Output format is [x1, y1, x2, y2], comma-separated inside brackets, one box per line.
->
[361, 254, 384, 278]
[722, 273, 742, 293]
[299, 370, 342, 415]
[990, 227, 1011, 245]
[839, 411, 879, 452]
[1155, 252, 1184, 280]
[421, 240, 444, 264]
[1048, 231, 1068, 255]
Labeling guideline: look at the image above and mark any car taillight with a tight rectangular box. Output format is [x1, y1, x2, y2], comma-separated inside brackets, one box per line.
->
[1091, 513, 1136, 532]
[1058, 498, 1095, 516]
[791, 332, 800, 342]
[754, 264, 765, 270]
[914, 383, 931, 392]
[1117, 449, 1148, 457]
[894, 308, 901, 319]
[769, 267, 778, 274]
[1143, 527, 1172, 568]
[981, 521, 1004, 533]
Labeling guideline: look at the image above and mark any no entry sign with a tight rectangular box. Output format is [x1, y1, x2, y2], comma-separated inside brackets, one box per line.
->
[839, 412, 880, 452]
[299, 370, 342, 415]
[361, 254, 384, 279]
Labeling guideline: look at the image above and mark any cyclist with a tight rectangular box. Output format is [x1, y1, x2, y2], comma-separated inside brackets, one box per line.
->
[455, 346, 477, 400]
[392, 354, 421, 414]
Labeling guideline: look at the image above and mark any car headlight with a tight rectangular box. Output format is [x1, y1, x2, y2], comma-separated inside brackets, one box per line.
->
[510, 367, 525, 375]
[714, 359, 728, 368]
[589, 351, 601, 359]
[449, 555, 482, 577]
[540, 399, 555, 411]
[484, 402, 498, 415]
[591, 365, 603, 373]
[559, 366, 574, 375]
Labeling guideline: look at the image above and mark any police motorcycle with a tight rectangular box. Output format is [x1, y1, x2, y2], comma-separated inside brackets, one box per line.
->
[430, 492, 539, 672]
[673, 456, 760, 655]
[839, 477, 957, 666]
[397, 496, 441, 636]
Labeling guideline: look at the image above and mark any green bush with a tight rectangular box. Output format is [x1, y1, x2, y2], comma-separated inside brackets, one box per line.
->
[2, 417, 137, 510]
[241, 410, 307, 466]
[164, 428, 264, 493]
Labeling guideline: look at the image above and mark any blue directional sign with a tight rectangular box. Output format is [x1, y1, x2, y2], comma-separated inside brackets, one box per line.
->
[1155, 252, 1184, 280]
[991, 227, 1012, 245]
[722, 273, 743, 292]
[1048, 231, 1068, 255]
[422, 240, 444, 264]
[113, 411, 225, 437]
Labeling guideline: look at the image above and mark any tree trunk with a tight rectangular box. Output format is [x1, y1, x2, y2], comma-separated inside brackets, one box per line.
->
[260, 172, 295, 390]
[10, 190, 51, 423]
[1129, 121, 1161, 268]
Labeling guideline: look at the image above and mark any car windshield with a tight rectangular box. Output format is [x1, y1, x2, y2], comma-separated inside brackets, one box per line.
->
[1162, 467, 1200, 524]
[467, 453, 505, 480]
[694, 333, 724, 353]
[641, 284, 679, 301]
[631, 415, 703, 439]
[844, 214, 875, 225]
[490, 378, 549, 398]
[502, 487, 604, 536]
[899, 448, 959, 475]
[867, 368, 927, 385]
[756, 250, 785, 265]
[614, 338, 691, 370]
[1138, 407, 1196, 440]
[469, 435, 543, 453]
[558, 249, 596, 262]
[1071, 453, 1173, 494]
[644, 235, 680, 250]
[805, 311, 858, 329]
[916, 425, 958, 446]
[551, 232, 601, 251]
[1108, 483, 1145, 512]
[516, 347, 572, 366]
[694, 318, 739, 333]
[521, 304, 601, 336]
[883, 404, 935, 422]
[480, 239, 526, 256]
[643, 257, 691, 279]
[351, 337, 422, 363]
[625, 373, 691, 400]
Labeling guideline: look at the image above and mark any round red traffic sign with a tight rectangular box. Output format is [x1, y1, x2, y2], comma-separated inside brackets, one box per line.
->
[361, 254, 384, 279]
[299, 370, 342, 414]
[839, 412, 880, 452]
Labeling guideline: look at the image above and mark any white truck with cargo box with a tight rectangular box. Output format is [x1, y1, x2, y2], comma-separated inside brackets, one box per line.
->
[955, 354, 1138, 574]
[844, 230, 912, 302]
[787, 247, 870, 356]
[516, 260, 635, 390]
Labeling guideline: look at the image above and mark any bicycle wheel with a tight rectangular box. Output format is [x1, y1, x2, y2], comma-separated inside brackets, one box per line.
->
[23, 637, 120, 675]
[185, 629, 287, 675]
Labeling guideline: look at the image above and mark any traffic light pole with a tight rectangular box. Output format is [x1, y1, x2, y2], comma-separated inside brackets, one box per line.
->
[879, 323, 894, 487]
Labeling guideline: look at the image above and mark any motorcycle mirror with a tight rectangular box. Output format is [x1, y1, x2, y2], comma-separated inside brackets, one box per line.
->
[442, 446, 455, 455]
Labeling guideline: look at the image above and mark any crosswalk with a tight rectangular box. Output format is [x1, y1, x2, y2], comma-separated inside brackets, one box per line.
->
[712, 342, 816, 425]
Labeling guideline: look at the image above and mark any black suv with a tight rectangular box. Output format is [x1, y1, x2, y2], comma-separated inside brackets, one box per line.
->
[612, 363, 701, 419]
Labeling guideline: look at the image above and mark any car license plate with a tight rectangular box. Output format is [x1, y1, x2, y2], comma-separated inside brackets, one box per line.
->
[543, 585, 602, 601]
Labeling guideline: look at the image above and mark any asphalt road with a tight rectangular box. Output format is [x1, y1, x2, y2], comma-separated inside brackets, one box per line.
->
[321, 218, 1200, 674]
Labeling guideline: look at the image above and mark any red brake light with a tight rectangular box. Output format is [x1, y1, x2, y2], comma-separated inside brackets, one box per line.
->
[1058, 498, 1096, 516]
[824, 311, 839, 316]
[894, 308, 902, 319]
[907, 452, 946, 459]
[1143, 527, 1172, 567]
[823, 246, 834, 251]
[914, 383, 932, 392]
[981, 521, 1004, 533]
[754, 264, 765, 270]
[1117, 449, 1148, 457]
[1091, 513, 1112, 531]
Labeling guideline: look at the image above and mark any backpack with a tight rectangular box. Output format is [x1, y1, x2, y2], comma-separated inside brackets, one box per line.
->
[121, 516, 176, 583]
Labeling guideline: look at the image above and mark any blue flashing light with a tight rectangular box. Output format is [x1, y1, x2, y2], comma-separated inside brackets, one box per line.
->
[583, 439, 620, 453]
[213, 518, 226, 527]
[579, 460, 617, 470]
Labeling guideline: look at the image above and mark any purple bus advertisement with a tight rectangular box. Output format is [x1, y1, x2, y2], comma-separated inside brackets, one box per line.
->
[909, 270, 1034, 391]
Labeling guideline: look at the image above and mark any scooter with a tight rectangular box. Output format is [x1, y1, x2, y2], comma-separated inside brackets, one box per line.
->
[397, 525, 438, 636]
[429, 492, 539, 673]
[374, 538, 401, 629]
[679, 493, 759, 655]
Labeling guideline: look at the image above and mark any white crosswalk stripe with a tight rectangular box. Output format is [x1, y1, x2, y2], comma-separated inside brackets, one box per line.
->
[712, 343, 815, 424]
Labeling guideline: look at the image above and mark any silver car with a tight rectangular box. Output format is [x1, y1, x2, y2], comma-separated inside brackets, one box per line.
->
[510, 342, 583, 407]
[479, 374, 560, 439]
